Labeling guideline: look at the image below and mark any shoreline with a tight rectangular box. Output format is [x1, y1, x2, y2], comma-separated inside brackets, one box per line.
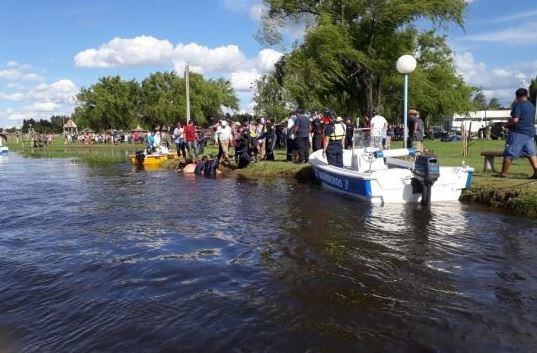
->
[7, 140, 537, 217]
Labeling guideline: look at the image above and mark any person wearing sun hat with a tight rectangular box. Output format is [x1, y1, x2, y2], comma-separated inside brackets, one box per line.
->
[407, 109, 424, 153]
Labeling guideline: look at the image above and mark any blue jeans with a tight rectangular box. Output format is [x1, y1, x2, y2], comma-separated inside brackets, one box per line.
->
[504, 132, 536, 159]
[186, 141, 198, 158]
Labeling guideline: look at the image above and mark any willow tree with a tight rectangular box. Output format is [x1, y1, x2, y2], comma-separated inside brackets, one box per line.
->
[259, 0, 469, 117]
[73, 76, 141, 131]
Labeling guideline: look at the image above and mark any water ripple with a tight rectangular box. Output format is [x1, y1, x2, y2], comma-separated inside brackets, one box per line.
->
[0, 154, 537, 352]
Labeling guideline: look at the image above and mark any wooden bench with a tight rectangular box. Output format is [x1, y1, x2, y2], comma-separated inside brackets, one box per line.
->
[480, 150, 504, 172]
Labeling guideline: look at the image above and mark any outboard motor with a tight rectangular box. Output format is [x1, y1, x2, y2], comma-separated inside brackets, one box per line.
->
[135, 151, 145, 164]
[412, 155, 440, 206]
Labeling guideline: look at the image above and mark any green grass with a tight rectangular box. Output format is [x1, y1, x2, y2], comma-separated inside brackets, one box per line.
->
[421, 139, 537, 217]
[8, 138, 144, 163]
[8, 136, 537, 216]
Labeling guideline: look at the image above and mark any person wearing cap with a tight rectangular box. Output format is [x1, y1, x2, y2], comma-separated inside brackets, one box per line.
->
[323, 111, 346, 167]
[407, 109, 424, 153]
[501, 88, 537, 178]
[215, 120, 232, 164]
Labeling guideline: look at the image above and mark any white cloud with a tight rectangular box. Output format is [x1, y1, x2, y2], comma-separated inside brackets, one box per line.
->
[29, 79, 78, 104]
[230, 70, 261, 91]
[0, 61, 44, 81]
[465, 22, 537, 44]
[73, 36, 282, 112]
[6, 82, 25, 90]
[485, 9, 537, 23]
[0, 92, 24, 101]
[454, 51, 535, 103]
[256, 48, 282, 72]
[75, 35, 174, 68]
[0, 76, 78, 127]
[74, 36, 282, 76]
[248, 2, 265, 21]
[28, 101, 60, 112]
[172, 43, 247, 73]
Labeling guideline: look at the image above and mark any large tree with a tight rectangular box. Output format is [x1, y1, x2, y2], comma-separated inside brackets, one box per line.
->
[140, 72, 185, 129]
[74, 72, 239, 130]
[529, 75, 537, 107]
[259, 0, 470, 117]
[73, 76, 141, 131]
[472, 89, 487, 110]
[22, 115, 68, 134]
[487, 97, 503, 110]
[253, 73, 289, 121]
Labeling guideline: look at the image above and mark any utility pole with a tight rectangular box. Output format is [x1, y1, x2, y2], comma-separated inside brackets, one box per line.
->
[185, 64, 191, 124]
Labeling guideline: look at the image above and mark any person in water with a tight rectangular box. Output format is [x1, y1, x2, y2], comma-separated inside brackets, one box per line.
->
[181, 155, 221, 176]
[235, 124, 253, 169]
[194, 156, 208, 175]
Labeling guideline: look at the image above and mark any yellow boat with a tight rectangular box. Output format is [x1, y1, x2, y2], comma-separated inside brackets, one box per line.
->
[167, 153, 177, 160]
[129, 153, 168, 167]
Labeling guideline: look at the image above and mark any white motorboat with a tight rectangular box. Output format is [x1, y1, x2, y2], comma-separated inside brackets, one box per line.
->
[309, 129, 473, 205]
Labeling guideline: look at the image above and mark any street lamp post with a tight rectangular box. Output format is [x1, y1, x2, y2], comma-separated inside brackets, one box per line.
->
[396, 55, 417, 148]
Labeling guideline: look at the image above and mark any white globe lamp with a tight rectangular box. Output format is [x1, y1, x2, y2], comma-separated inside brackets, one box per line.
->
[396, 55, 417, 75]
[396, 55, 417, 148]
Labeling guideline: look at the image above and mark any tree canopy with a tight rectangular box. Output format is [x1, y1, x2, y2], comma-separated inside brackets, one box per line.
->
[73, 72, 239, 131]
[22, 116, 67, 134]
[255, 0, 474, 122]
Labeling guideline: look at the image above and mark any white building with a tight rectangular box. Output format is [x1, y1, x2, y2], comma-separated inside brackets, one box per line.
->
[446, 110, 511, 133]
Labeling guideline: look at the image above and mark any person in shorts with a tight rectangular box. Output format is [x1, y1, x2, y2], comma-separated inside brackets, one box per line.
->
[501, 88, 537, 178]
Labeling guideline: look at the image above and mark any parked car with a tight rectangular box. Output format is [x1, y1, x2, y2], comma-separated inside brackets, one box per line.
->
[477, 122, 507, 140]
[430, 126, 446, 139]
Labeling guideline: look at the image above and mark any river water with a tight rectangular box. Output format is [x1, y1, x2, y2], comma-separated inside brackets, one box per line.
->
[0, 154, 536, 353]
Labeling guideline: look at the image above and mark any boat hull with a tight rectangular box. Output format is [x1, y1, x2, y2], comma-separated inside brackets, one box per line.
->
[310, 149, 473, 204]
[0, 147, 8, 156]
[129, 154, 167, 166]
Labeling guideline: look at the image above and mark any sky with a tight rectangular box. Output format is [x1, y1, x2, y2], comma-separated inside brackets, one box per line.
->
[0, 0, 536, 128]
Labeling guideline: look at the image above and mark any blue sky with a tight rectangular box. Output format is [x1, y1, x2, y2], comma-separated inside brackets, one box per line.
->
[0, 0, 536, 127]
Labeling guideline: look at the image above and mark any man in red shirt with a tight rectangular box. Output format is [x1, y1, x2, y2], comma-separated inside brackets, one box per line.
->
[184, 120, 198, 158]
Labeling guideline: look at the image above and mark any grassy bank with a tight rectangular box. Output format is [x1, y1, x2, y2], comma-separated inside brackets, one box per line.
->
[422, 139, 537, 217]
[8, 139, 144, 163]
[8, 137, 537, 216]
[237, 139, 537, 217]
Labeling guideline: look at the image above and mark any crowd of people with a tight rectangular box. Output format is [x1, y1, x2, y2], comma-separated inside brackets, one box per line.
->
[167, 108, 427, 172]
[31, 108, 426, 173]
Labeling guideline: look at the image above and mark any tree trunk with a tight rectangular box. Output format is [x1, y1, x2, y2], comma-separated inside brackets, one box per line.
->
[357, 70, 374, 118]
[376, 76, 382, 111]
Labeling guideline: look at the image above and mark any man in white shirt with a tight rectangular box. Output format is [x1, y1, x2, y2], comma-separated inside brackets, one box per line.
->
[286, 115, 297, 161]
[216, 120, 232, 163]
[370, 113, 388, 148]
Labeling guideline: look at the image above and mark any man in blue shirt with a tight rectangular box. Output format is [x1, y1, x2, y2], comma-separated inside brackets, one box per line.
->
[501, 88, 537, 178]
